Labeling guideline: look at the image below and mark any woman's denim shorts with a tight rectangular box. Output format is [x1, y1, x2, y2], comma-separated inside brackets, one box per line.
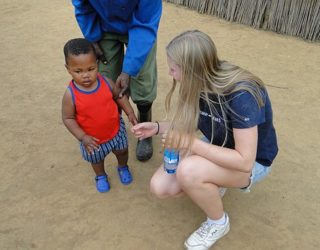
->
[201, 136, 271, 192]
[240, 161, 271, 193]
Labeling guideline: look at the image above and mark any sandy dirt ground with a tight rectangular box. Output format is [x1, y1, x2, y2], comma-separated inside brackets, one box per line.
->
[0, 1, 319, 250]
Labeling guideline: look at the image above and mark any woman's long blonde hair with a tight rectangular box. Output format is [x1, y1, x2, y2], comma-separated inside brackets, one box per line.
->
[165, 30, 265, 149]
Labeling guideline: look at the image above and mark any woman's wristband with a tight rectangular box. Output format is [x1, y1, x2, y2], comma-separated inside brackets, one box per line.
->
[155, 121, 160, 135]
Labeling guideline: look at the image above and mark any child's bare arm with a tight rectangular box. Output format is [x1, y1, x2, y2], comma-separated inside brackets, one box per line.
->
[107, 77, 138, 125]
[61, 89, 86, 141]
[116, 95, 138, 125]
[61, 89, 99, 153]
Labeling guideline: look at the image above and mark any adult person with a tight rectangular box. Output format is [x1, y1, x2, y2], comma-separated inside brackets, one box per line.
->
[132, 30, 278, 249]
[71, 0, 162, 161]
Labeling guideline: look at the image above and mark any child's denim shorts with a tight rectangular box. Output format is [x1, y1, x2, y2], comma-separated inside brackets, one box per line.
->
[201, 136, 271, 192]
[80, 117, 128, 164]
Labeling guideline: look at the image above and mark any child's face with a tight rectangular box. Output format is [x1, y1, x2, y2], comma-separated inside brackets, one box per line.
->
[167, 56, 182, 82]
[66, 52, 98, 88]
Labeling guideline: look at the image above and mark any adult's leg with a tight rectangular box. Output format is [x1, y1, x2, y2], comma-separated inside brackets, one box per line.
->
[130, 43, 158, 161]
[98, 33, 124, 82]
[101, 34, 157, 104]
[100, 34, 157, 161]
[178, 155, 251, 249]
[129, 42, 157, 105]
[150, 164, 184, 198]
[176, 155, 251, 219]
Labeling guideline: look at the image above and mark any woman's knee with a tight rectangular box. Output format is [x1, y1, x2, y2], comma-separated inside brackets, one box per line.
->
[176, 157, 204, 187]
[150, 177, 168, 198]
[150, 175, 179, 199]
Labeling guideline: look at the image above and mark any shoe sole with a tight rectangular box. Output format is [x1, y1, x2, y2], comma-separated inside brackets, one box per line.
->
[136, 154, 153, 161]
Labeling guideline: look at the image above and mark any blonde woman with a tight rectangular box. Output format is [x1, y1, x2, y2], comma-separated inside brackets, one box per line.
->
[132, 30, 278, 249]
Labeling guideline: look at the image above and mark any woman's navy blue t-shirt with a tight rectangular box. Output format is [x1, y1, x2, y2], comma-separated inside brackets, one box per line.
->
[198, 87, 278, 166]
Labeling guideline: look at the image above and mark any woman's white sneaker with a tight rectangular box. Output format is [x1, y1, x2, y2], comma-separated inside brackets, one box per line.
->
[184, 214, 230, 250]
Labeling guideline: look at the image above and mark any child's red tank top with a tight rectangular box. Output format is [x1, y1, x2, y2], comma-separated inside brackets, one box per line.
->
[68, 74, 120, 144]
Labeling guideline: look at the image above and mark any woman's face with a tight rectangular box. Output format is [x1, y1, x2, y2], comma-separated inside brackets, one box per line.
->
[167, 56, 182, 82]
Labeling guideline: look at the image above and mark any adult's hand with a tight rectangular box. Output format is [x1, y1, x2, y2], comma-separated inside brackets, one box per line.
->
[161, 131, 195, 150]
[131, 122, 158, 140]
[116, 72, 130, 98]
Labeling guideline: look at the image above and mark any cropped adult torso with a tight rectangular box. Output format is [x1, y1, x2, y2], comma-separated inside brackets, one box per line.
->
[198, 85, 278, 166]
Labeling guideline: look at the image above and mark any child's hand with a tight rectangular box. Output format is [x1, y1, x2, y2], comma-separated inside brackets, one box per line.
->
[127, 112, 138, 126]
[131, 122, 158, 140]
[81, 135, 100, 154]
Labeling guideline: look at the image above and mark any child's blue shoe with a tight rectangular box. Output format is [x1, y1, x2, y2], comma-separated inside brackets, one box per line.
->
[95, 175, 110, 193]
[117, 165, 133, 185]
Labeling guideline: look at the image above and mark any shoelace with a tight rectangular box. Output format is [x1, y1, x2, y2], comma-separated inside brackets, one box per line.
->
[196, 222, 211, 238]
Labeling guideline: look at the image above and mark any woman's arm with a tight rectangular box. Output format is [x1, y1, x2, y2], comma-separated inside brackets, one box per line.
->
[157, 121, 170, 135]
[131, 121, 170, 140]
[191, 126, 258, 173]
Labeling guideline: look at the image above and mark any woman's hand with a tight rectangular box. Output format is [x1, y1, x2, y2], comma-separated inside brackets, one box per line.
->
[81, 134, 100, 154]
[131, 122, 158, 140]
[161, 131, 195, 150]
